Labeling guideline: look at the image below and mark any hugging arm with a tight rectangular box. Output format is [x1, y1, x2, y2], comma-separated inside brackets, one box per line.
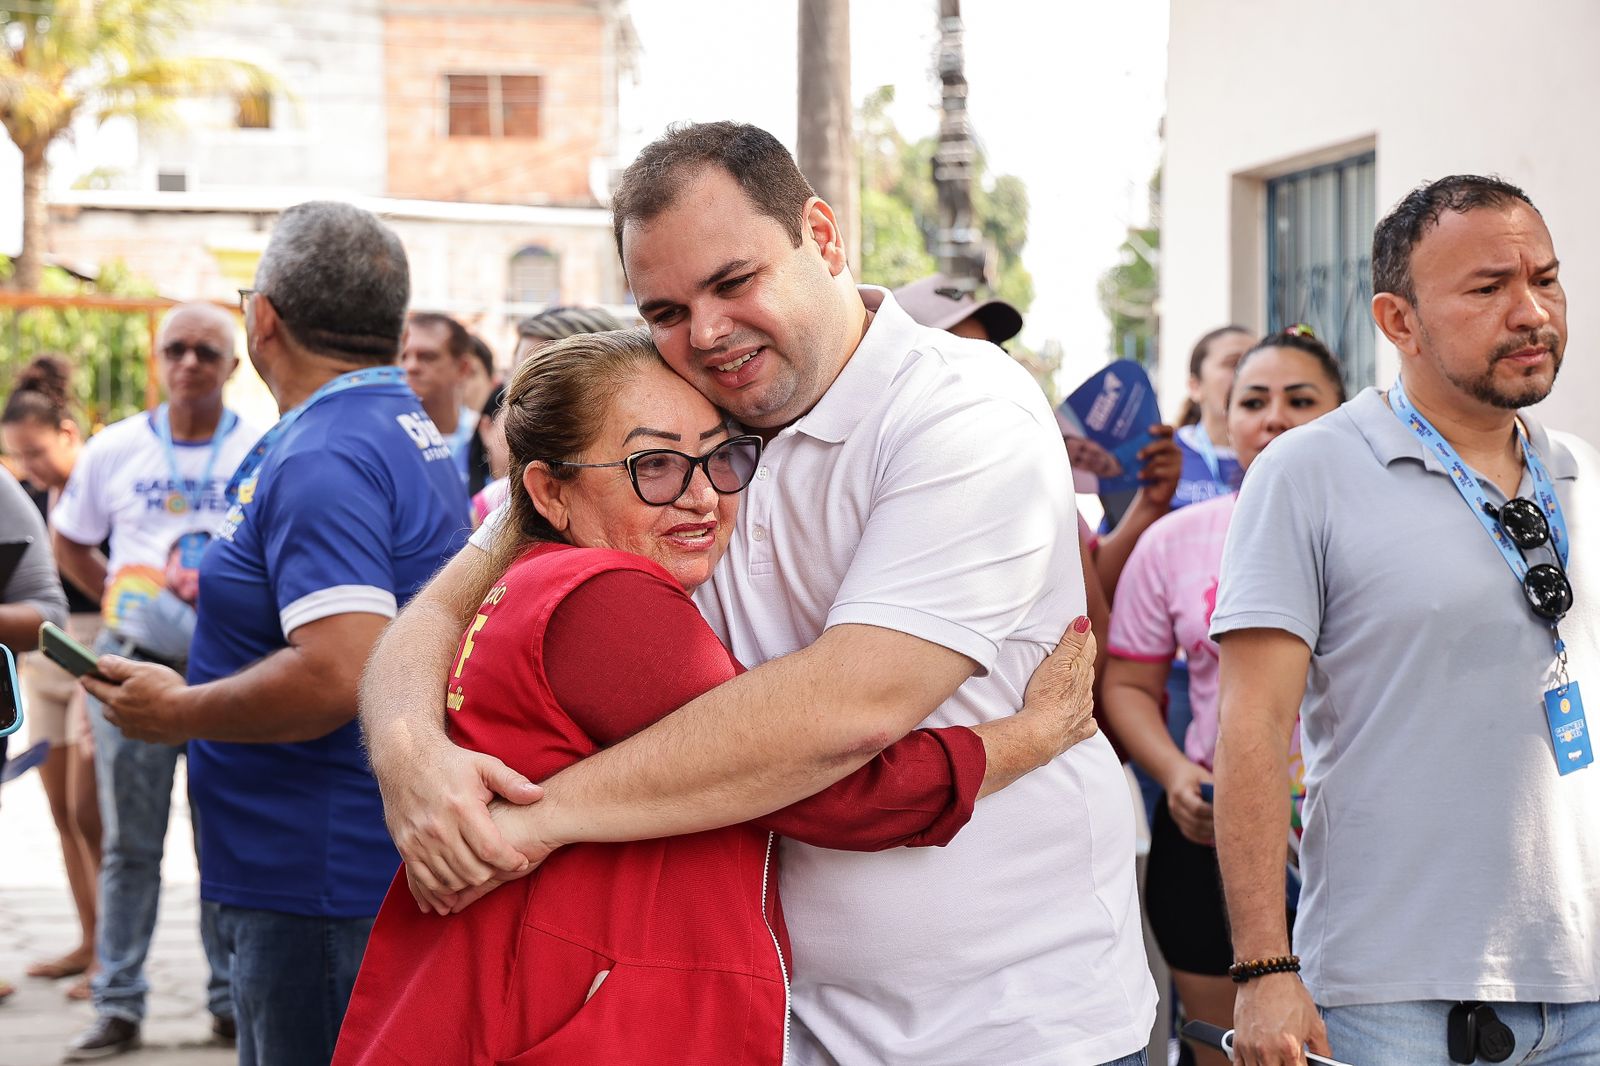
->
[538, 570, 1097, 855]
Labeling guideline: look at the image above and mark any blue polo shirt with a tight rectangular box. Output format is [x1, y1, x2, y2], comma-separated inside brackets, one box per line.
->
[187, 375, 470, 918]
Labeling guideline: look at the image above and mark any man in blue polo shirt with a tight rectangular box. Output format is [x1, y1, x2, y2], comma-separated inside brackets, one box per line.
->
[86, 201, 468, 1066]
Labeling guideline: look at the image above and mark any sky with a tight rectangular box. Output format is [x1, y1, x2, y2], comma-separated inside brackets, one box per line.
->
[621, 0, 1170, 381]
[1, 0, 1169, 381]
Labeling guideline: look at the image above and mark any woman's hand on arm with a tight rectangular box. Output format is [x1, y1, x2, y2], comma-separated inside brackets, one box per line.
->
[972, 615, 1099, 799]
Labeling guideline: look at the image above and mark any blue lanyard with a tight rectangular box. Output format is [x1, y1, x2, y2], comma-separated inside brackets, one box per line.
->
[224, 366, 405, 507]
[1387, 378, 1570, 583]
[153, 404, 239, 514]
[1179, 422, 1226, 485]
[1192, 423, 1224, 483]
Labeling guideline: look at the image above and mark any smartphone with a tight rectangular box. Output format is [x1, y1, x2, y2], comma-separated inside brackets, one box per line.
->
[39, 621, 105, 680]
[0, 644, 22, 737]
[1199, 782, 1215, 804]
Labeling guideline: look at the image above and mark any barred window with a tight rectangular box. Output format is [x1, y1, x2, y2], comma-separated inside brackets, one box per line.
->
[1267, 152, 1377, 393]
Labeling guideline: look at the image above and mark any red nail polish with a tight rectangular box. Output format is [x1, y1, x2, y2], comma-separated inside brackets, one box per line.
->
[1072, 615, 1091, 634]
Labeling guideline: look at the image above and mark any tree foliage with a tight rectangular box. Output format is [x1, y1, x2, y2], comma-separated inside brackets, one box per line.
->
[0, 255, 160, 428]
[1, 0, 276, 289]
[1097, 166, 1160, 367]
[857, 85, 1034, 310]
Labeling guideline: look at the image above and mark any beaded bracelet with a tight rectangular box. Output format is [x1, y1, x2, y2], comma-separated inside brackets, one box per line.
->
[1228, 954, 1301, 983]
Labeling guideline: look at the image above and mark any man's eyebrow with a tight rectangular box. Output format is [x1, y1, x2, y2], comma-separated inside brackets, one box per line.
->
[623, 426, 682, 444]
[1465, 257, 1560, 281]
[697, 258, 755, 290]
[635, 259, 756, 319]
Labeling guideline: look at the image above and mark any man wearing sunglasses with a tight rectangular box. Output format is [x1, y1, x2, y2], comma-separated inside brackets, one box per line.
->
[362, 121, 1153, 1066]
[1212, 176, 1600, 1066]
[52, 302, 264, 1059]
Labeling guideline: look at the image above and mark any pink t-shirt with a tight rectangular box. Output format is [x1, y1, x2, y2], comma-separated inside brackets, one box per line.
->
[1107, 494, 1235, 768]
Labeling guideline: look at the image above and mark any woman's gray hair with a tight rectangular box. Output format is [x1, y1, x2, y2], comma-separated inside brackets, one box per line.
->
[255, 201, 411, 363]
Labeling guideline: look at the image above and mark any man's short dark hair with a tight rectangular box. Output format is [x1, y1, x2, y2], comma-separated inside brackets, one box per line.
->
[255, 201, 410, 364]
[1371, 175, 1538, 304]
[610, 122, 817, 259]
[408, 312, 472, 361]
[466, 334, 495, 377]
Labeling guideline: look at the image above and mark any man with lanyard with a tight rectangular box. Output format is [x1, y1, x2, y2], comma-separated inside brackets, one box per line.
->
[1211, 175, 1600, 1066]
[51, 302, 262, 1060]
[84, 201, 469, 1065]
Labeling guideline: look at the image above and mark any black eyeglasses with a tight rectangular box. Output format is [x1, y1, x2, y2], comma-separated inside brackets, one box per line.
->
[1483, 497, 1574, 622]
[161, 340, 228, 364]
[237, 288, 256, 314]
[548, 434, 763, 506]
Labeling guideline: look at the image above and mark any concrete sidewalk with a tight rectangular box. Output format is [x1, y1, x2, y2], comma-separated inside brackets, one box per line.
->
[1, 761, 233, 1066]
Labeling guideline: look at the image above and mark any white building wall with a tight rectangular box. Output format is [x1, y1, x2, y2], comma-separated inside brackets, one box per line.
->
[1162, 0, 1600, 442]
[138, 0, 388, 195]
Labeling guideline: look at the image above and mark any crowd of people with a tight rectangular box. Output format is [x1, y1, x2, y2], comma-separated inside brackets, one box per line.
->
[0, 120, 1594, 1066]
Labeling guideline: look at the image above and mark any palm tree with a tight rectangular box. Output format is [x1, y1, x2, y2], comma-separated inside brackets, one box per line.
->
[1, 0, 275, 290]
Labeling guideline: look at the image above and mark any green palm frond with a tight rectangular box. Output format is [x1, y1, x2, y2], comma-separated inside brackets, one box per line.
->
[1, 0, 279, 150]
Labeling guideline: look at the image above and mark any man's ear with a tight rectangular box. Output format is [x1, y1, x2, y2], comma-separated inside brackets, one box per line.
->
[1372, 292, 1424, 358]
[801, 197, 848, 277]
[250, 291, 282, 354]
[523, 462, 571, 534]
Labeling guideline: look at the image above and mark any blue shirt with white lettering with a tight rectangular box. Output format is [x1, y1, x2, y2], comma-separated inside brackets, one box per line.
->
[187, 378, 470, 917]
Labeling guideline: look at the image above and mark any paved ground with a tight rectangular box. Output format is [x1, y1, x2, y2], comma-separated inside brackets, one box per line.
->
[1, 761, 233, 1066]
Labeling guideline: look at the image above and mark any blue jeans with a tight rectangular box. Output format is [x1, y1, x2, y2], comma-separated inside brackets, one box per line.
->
[215, 905, 374, 1066]
[86, 633, 231, 1023]
[1100, 1051, 1148, 1065]
[1322, 999, 1600, 1065]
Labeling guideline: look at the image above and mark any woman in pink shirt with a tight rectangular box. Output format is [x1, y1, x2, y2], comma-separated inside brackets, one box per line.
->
[1102, 328, 1346, 1066]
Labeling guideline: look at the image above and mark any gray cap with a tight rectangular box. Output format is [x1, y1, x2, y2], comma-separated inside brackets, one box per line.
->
[891, 274, 1024, 343]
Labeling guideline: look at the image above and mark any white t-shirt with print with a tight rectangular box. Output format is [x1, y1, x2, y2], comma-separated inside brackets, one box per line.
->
[52, 407, 265, 634]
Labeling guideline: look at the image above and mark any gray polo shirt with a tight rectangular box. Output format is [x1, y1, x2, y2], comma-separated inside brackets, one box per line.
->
[1212, 387, 1600, 1007]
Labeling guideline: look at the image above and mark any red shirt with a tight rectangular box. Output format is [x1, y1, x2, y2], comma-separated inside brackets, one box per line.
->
[334, 543, 985, 1065]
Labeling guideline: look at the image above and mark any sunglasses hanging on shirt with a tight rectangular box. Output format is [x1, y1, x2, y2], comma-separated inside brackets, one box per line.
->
[1388, 378, 1591, 777]
[1481, 497, 1575, 622]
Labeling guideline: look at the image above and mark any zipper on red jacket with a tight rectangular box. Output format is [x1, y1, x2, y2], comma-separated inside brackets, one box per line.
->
[760, 831, 791, 1064]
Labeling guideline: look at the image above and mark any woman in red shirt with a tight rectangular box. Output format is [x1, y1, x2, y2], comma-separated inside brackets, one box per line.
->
[335, 329, 1095, 1065]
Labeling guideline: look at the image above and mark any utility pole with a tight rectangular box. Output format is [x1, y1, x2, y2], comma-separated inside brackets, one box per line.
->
[934, 0, 983, 293]
[797, 0, 860, 269]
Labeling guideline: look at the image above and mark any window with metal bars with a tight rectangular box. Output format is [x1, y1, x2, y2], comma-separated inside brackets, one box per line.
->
[1266, 152, 1377, 393]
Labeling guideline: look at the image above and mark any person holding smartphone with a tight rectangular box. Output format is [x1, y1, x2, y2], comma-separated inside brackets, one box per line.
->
[50, 302, 265, 1060]
[1101, 330, 1346, 1066]
[3, 353, 105, 1001]
[0, 463, 70, 1003]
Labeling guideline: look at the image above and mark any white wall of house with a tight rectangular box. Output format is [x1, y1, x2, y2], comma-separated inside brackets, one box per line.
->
[137, 0, 388, 195]
[1162, 0, 1600, 442]
[46, 193, 632, 368]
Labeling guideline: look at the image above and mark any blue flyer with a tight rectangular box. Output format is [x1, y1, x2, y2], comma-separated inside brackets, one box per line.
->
[1059, 360, 1162, 499]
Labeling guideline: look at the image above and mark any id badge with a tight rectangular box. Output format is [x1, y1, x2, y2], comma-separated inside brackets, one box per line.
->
[1544, 682, 1594, 776]
[176, 531, 212, 570]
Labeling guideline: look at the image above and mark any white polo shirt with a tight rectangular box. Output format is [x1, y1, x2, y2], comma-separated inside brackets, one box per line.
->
[694, 289, 1154, 1065]
[469, 289, 1155, 1063]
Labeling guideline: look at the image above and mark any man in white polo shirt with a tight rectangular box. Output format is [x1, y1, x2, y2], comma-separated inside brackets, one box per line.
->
[361, 122, 1155, 1066]
[1212, 176, 1600, 1065]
